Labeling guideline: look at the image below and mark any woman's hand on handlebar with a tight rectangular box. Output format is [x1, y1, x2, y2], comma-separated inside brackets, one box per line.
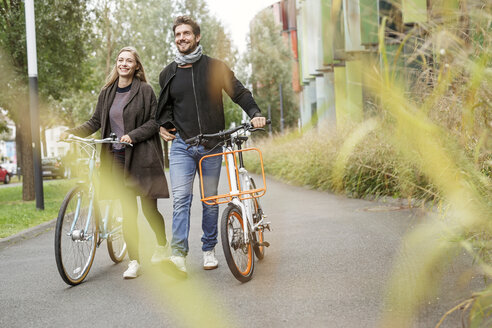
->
[120, 134, 132, 144]
[159, 126, 177, 142]
[59, 131, 70, 141]
[251, 116, 267, 128]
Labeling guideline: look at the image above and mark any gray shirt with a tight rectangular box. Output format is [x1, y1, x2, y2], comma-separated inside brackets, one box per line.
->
[109, 85, 131, 150]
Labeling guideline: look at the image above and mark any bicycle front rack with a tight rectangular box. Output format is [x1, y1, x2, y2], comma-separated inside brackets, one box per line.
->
[198, 147, 267, 206]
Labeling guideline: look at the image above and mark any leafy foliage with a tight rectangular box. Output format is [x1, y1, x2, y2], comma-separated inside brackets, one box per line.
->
[246, 10, 298, 132]
[0, 0, 92, 126]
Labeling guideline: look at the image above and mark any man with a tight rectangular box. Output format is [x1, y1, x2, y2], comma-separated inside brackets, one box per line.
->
[156, 16, 266, 275]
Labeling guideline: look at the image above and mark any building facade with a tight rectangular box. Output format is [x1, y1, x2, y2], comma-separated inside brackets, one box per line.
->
[254, 0, 431, 130]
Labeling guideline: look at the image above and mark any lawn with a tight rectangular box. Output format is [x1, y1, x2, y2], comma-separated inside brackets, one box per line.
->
[0, 180, 73, 238]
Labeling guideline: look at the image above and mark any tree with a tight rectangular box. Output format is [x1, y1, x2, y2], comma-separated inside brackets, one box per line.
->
[246, 11, 298, 133]
[0, 0, 92, 200]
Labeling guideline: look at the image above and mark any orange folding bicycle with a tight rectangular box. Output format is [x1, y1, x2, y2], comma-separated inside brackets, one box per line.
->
[185, 121, 271, 282]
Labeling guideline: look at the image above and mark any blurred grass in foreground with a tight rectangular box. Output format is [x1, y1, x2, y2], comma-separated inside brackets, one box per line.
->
[246, 1, 491, 326]
[0, 180, 72, 238]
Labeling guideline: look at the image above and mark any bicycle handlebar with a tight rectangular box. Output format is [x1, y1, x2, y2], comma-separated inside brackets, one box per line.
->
[61, 134, 133, 147]
[185, 119, 271, 145]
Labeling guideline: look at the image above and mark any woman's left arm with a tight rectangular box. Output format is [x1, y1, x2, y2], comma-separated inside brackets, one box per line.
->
[126, 86, 159, 144]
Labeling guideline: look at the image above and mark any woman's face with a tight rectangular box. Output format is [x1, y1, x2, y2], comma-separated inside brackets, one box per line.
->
[116, 51, 138, 79]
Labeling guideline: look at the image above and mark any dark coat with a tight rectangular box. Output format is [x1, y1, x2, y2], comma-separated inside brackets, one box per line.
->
[69, 78, 169, 199]
[156, 55, 261, 147]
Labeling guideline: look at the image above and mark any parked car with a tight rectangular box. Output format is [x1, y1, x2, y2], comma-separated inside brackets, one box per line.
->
[1, 162, 17, 176]
[0, 165, 11, 184]
[42, 157, 65, 179]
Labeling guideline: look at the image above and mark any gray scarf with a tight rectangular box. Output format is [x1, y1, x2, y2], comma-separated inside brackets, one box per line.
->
[174, 45, 203, 66]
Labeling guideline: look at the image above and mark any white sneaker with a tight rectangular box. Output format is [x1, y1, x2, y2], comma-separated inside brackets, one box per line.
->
[203, 249, 218, 270]
[170, 255, 187, 274]
[150, 244, 171, 264]
[123, 260, 141, 279]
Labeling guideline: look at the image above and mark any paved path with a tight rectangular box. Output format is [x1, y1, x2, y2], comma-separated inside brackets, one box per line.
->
[0, 171, 483, 327]
[0, 181, 21, 188]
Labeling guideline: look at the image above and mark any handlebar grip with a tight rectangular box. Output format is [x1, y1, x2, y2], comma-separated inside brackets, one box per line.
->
[185, 137, 197, 144]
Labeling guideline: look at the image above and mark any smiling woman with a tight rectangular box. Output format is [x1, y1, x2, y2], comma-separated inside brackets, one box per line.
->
[116, 51, 138, 81]
[61, 46, 170, 279]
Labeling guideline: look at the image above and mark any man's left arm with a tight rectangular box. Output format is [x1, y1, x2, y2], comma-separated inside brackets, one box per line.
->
[222, 62, 265, 128]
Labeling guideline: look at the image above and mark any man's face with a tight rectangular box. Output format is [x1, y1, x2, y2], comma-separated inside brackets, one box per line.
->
[174, 24, 201, 55]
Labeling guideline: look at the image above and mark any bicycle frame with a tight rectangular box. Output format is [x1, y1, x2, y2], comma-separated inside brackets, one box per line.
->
[64, 136, 128, 243]
[197, 134, 267, 246]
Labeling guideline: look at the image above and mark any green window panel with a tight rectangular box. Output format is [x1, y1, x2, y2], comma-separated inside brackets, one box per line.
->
[332, 0, 346, 60]
[343, 0, 365, 52]
[298, 1, 312, 83]
[359, 0, 379, 45]
[402, 0, 427, 23]
[321, 0, 334, 65]
[334, 65, 348, 126]
[345, 59, 364, 122]
[384, 43, 405, 82]
[308, 0, 323, 76]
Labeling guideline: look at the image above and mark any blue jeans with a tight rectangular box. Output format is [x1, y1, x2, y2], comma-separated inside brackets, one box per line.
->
[169, 135, 223, 257]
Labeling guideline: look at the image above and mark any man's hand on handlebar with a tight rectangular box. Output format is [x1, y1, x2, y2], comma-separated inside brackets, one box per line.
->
[159, 126, 177, 142]
[251, 116, 266, 128]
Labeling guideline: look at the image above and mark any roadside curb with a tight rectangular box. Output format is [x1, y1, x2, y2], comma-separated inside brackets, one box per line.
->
[0, 218, 56, 250]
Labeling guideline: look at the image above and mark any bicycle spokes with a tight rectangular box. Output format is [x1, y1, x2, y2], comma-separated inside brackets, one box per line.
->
[55, 186, 98, 285]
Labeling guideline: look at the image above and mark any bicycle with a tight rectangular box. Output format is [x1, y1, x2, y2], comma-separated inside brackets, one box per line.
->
[185, 121, 271, 282]
[54, 134, 130, 285]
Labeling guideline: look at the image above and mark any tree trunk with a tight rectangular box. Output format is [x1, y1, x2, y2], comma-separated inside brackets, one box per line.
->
[19, 103, 35, 201]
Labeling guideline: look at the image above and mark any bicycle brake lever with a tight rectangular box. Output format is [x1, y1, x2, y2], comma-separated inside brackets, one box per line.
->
[186, 139, 198, 150]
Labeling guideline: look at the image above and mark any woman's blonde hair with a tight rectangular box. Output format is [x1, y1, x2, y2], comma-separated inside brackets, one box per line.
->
[103, 46, 147, 89]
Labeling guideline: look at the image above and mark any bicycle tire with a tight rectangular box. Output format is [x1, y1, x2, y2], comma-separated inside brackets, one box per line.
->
[249, 178, 265, 260]
[54, 186, 98, 285]
[107, 198, 127, 263]
[221, 204, 254, 282]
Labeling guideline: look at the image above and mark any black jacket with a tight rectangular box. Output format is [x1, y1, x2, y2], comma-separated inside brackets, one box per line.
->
[69, 78, 169, 199]
[156, 55, 261, 146]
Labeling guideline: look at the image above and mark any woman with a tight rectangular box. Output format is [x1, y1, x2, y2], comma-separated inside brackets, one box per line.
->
[64, 47, 170, 279]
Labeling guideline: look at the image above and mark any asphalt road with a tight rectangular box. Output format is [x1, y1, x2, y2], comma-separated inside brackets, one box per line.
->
[0, 171, 483, 328]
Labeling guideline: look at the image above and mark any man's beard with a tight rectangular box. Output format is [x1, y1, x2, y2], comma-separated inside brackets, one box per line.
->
[178, 42, 197, 55]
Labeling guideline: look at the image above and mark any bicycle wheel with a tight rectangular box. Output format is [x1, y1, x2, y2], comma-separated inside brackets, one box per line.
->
[221, 204, 254, 282]
[107, 198, 127, 263]
[54, 186, 98, 285]
[249, 178, 265, 260]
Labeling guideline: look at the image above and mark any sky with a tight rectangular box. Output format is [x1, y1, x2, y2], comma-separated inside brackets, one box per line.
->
[205, 0, 278, 54]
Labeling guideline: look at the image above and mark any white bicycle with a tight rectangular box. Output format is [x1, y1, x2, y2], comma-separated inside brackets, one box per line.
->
[185, 121, 271, 282]
[55, 134, 130, 285]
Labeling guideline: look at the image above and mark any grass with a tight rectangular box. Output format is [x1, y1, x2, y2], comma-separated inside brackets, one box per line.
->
[0, 179, 73, 238]
[245, 123, 439, 204]
[245, 2, 492, 326]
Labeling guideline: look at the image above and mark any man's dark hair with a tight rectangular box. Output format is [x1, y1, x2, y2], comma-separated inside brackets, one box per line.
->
[173, 16, 201, 36]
